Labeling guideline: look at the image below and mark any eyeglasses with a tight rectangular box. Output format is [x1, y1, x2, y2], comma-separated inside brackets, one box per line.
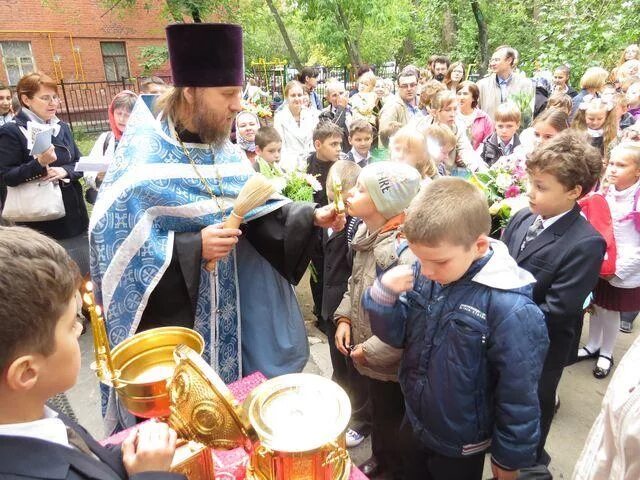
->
[398, 83, 417, 89]
[35, 95, 61, 103]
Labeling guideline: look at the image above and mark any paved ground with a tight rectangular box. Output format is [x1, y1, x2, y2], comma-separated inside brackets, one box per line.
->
[67, 278, 638, 478]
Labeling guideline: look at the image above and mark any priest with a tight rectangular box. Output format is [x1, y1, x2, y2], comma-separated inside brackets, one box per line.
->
[89, 23, 344, 433]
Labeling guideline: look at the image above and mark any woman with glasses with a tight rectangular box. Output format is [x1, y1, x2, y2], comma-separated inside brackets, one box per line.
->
[0, 72, 89, 275]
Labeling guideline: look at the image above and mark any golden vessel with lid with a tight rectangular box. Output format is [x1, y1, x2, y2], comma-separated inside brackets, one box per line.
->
[167, 345, 352, 480]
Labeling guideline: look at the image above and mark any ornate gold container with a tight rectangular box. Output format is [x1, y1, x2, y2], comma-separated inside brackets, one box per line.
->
[170, 440, 214, 480]
[167, 345, 352, 480]
[244, 374, 352, 480]
[168, 344, 255, 450]
[110, 327, 204, 418]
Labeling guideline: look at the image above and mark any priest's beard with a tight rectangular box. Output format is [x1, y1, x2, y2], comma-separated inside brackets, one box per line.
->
[192, 101, 234, 147]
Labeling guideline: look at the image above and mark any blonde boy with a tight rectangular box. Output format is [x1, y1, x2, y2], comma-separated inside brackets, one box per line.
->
[347, 119, 374, 166]
[363, 178, 548, 480]
[0, 226, 182, 480]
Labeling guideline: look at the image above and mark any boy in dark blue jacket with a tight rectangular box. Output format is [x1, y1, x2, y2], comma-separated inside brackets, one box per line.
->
[362, 178, 549, 480]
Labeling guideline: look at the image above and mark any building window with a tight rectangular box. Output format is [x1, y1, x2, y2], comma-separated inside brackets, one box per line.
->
[0, 41, 36, 86]
[101, 42, 130, 82]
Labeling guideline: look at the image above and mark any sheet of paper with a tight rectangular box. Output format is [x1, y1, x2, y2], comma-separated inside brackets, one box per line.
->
[27, 122, 54, 156]
[74, 157, 111, 172]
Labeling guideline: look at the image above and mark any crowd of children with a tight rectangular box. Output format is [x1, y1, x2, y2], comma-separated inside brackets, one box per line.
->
[1, 41, 640, 480]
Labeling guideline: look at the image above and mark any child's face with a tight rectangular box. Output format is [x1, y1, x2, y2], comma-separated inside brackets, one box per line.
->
[0, 89, 11, 115]
[389, 138, 422, 166]
[315, 135, 343, 162]
[585, 107, 607, 130]
[435, 101, 457, 126]
[533, 122, 560, 146]
[626, 83, 640, 106]
[257, 141, 281, 164]
[113, 107, 131, 133]
[495, 120, 519, 144]
[346, 178, 377, 219]
[409, 236, 488, 285]
[38, 294, 83, 396]
[526, 169, 580, 218]
[349, 132, 373, 156]
[606, 151, 640, 191]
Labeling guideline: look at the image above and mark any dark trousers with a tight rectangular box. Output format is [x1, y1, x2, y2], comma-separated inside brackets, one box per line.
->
[310, 233, 326, 331]
[325, 321, 372, 435]
[369, 378, 405, 478]
[400, 419, 486, 480]
[536, 366, 564, 465]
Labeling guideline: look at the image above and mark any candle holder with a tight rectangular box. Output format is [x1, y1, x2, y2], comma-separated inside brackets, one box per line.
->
[83, 282, 120, 387]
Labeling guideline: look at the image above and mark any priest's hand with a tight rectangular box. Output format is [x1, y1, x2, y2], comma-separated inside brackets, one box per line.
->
[201, 224, 242, 266]
[313, 204, 346, 231]
[122, 420, 178, 475]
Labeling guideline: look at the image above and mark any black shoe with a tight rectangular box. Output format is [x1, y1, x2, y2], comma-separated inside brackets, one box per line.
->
[554, 394, 560, 414]
[359, 456, 382, 477]
[577, 346, 600, 362]
[593, 355, 614, 379]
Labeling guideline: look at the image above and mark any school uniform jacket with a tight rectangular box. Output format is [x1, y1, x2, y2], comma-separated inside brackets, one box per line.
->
[0, 411, 184, 480]
[502, 205, 606, 369]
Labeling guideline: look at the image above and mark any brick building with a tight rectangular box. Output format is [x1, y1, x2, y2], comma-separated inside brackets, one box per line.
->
[0, 0, 170, 86]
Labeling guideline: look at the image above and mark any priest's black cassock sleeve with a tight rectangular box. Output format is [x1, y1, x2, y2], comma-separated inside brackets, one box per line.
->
[139, 202, 318, 331]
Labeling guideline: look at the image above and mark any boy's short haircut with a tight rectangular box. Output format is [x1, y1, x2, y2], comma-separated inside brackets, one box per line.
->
[526, 130, 602, 197]
[313, 121, 344, 143]
[494, 101, 522, 124]
[379, 121, 402, 148]
[327, 160, 362, 194]
[403, 177, 491, 248]
[255, 126, 282, 149]
[348, 119, 373, 137]
[0, 226, 81, 372]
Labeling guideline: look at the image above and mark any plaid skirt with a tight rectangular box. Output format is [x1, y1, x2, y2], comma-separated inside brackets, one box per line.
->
[593, 278, 640, 312]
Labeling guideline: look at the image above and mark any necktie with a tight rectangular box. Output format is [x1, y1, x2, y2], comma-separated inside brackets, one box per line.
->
[521, 217, 544, 251]
[66, 426, 99, 460]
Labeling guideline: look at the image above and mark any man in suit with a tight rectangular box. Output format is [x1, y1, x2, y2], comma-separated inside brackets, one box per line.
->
[502, 131, 606, 479]
[0, 226, 183, 480]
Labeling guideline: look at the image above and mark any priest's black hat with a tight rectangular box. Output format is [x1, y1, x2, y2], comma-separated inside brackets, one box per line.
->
[166, 23, 244, 87]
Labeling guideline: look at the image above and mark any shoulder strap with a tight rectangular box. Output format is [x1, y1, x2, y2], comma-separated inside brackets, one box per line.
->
[102, 132, 113, 155]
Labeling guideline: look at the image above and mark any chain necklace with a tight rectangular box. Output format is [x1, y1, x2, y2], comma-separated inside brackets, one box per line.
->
[175, 132, 227, 216]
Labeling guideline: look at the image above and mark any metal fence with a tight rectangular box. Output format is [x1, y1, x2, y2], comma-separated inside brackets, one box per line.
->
[57, 76, 172, 133]
[57, 66, 399, 134]
[248, 64, 398, 100]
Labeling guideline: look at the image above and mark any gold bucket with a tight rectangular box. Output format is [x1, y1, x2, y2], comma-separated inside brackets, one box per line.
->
[243, 373, 352, 480]
[110, 327, 204, 418]
[168, 345, 352, 480]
